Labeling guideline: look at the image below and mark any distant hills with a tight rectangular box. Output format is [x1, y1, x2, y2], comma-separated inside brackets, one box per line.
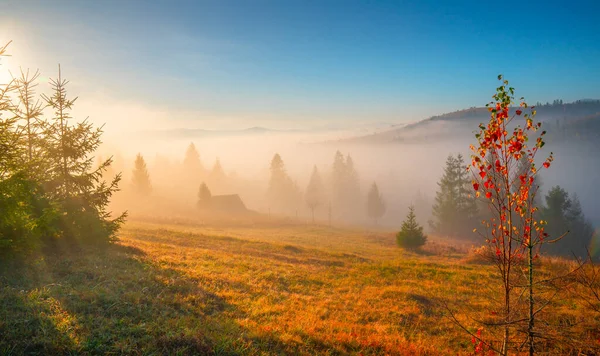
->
[141, 122, 405, 139]
[342, 99, 600, 144]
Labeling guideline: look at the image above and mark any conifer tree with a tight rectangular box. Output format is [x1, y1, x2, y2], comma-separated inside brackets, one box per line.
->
[267, 153, 299, 213]
[13, 69, 44, 163]
[431, 154, 478, 238]
[542, 186, 594, 257]
[305, 165, 325, 223]
[331, 150, 346, 213]
[197, 181, 211, 208]
[431, 155, 459, 234]
[183, 142, 204, 179]
[41, 66, 124, 241]
[131, 153, 152, 196]
[0, 59, 50, 251]
[331, 151, 361, 220]
[396, 205, 427, 248]
[455, 154, 478, 219]
[366, 182, 386, 225]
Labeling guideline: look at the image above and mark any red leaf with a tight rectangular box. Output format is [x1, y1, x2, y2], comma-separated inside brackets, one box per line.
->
[486, 192, 492, 199]
[473, 183, 480, 191]
[516, 109, 522, 115]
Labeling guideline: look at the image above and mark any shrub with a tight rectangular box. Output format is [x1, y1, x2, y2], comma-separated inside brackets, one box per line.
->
[396, 206, 427, 249]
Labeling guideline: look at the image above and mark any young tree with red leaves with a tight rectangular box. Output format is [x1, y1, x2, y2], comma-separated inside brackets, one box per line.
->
[469, 75, 553, 355]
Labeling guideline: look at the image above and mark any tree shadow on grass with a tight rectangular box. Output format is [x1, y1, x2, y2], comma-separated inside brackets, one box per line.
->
[0, 243, 244, 355]
[0, 240, 406, 355]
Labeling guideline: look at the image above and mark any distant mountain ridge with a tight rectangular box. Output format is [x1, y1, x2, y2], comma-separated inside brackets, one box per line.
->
[342, 99, 600, 144]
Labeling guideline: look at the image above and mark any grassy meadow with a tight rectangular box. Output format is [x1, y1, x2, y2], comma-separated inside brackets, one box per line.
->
[0, 219, 597, 355]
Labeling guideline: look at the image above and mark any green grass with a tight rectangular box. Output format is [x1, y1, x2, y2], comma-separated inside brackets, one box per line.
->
[0, 220, 597, 355]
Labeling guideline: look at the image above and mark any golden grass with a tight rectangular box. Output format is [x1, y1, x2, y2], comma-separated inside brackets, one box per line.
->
[1, 219, 598, 355]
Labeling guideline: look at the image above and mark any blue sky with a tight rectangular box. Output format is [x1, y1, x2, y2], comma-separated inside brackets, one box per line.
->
[1, 0, 599, 129]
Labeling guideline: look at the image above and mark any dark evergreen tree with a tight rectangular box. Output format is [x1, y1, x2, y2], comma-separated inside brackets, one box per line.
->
[397, 205, 427, 249]
[542, 186, 594, 257]
[455, 154, 478, 219]
[431, 154, 478, 238]
[366, 182, 386, 225]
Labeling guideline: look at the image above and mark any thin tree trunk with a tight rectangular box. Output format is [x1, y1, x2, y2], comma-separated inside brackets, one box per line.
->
[528, 242, 534, 356]
[502, 281, 510, 356]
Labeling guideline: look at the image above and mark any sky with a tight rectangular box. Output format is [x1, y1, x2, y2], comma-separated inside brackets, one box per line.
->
[0, 0, 599, 131]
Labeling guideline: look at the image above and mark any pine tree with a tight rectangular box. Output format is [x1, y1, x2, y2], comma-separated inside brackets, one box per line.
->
[13, 69, 44, 163]
[197, 182, 211, 209]
[455, 154, 478, 219]
[431, 155, 459, 235]
[431, 154, 478, 238]
[330, 151, 361, 220]
[396, 205, 427, 249]
[305, 165, 325, 223]
[565, 194, 594, 257]
[267, 153, 298, 213]
[131, 153, 152, 196]
[366, 182, 386, 225]
[41, 66, 124, 241]
[331, 150, 346, 212]
[0, 65, 51, 251]
[0, 72, 20, 180]
[542, 187, 594, 257]
[183, 142, 204, 180]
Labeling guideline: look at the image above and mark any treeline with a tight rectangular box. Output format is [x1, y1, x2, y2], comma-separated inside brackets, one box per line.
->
[265, 150, 387, 225]
[127, 143, 230, 200]
[430, 153, 594, 258]
[0, 45, 125, 255]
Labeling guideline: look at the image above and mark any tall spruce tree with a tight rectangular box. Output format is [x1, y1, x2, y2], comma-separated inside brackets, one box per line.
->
[267, 153, 299, 213]
[431, 154, 478, 238]
[455, 154, 478, 219]
[305, 165, 325, 223]
[331, 150, 346, 214]
[330, 151, 361, 221]
[366, 182, 386, 225]
[13, 69, 45, 163]
[542, 186, 594, 257]
[41, 66, 124, 241]
[183, 142, 204, 180]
